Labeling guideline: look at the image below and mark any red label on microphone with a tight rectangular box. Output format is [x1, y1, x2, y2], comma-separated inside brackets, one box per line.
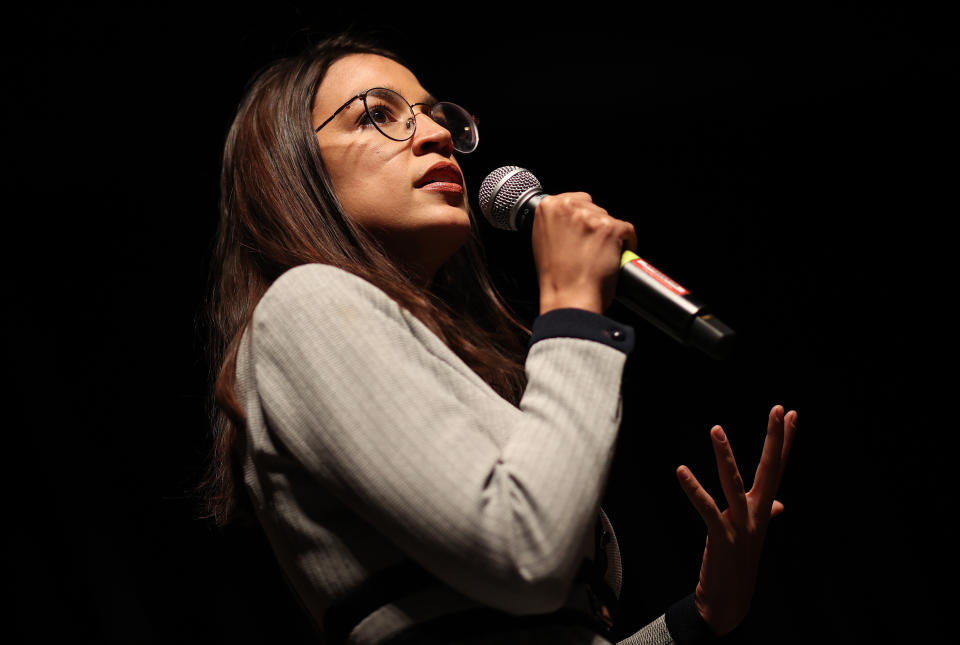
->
[630, 257, 690, 295]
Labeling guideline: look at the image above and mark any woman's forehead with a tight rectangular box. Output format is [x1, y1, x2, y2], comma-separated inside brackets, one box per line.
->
[314, 54, 431, 112]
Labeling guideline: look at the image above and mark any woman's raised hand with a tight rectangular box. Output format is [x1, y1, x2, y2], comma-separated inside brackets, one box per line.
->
[676, 405, 798, 636]
[531, 193, 637, 315]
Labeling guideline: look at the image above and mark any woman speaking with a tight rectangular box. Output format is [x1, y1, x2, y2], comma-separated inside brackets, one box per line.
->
[201, 33, 798, 645]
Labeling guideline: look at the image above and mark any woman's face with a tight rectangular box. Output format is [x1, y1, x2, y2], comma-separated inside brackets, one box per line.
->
[312, 54, 471, 283]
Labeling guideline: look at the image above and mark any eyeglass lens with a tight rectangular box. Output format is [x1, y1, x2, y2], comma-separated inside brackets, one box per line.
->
[429, 102, 478, 153]
[363, 89, 417, 141]
[363, 89, 477, 153]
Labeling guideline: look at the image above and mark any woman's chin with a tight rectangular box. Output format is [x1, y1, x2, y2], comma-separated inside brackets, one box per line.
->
[423, 205, 471, 241]
[424, 215, 471, 259]
[378, 216, 470, 284]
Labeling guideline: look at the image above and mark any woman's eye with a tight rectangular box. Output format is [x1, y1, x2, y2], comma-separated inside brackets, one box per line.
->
[362, 104, 397, 125]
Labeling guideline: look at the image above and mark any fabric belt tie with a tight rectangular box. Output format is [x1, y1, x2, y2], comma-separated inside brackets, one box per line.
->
[323, 519, 619, 644]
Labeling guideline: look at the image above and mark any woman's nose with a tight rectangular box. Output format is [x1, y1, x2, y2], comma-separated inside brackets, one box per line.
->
[411, 111, 454, 156]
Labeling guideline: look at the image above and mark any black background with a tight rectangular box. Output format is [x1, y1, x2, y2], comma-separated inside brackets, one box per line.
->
[5, 3, 955, 643]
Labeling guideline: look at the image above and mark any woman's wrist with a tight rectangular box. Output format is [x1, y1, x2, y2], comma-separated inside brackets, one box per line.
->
[539, 288, 603, 315]
[664, 594, 721, 643]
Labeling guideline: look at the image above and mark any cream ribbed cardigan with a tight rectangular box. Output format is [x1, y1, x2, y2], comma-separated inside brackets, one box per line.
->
[235, 264, 679, 644]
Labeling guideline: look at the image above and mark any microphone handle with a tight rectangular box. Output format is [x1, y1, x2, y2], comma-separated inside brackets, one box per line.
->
[616, 251, 736, 360]
[514, 190, 735, 359]
[513, 193, 545, 231]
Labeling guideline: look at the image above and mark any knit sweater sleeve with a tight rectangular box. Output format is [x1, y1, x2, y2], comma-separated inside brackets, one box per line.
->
[247, 264, 629, 616]
[617, 595, 719, 645]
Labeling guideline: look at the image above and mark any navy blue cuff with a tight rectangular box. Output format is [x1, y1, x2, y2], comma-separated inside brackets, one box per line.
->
[529, 308, 634, 354]
[664, 594, 719, 644]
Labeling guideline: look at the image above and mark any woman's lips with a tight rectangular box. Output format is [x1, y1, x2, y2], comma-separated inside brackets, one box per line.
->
[419, 181, 464, 194]
[415, 162, 464, 194]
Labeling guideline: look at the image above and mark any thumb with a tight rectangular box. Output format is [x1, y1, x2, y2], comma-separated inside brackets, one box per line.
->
[770, 500, 785, 518]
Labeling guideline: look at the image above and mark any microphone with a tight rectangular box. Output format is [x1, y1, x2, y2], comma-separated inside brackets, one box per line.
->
[478, 166, 736, 360]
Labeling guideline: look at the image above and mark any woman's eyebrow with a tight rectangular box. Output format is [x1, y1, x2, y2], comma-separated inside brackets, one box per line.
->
[371, 85, 437, 106]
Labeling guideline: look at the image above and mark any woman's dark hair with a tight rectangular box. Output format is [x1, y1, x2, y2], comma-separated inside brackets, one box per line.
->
[199, 34, 529, 526]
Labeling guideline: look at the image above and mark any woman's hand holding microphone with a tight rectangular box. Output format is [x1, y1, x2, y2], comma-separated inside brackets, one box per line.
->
[531, 192, 636, 315]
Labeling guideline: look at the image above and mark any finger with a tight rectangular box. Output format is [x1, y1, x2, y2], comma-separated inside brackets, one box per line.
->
[751, 405, 785, 512]
[771, 500, 785, 518]
[710, 426, 748, 523]
[555, 191, 594, 204]
[536, 193, 593, 217]
[619, 221, 638, 252]
[676, 465, 724, 532]
[775, 410, 798, 490]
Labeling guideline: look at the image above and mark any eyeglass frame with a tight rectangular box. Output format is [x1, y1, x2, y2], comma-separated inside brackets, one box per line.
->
[312, 87, 479, 153]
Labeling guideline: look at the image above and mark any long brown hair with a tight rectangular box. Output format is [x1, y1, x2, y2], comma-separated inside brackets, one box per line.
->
[199, 34, 529, 526]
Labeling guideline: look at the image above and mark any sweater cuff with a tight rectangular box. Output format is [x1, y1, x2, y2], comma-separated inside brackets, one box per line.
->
[529, 308, 634, 354]
[664, 594, 718, 644]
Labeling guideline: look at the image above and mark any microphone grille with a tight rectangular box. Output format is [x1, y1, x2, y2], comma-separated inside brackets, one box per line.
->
[478, 166, 542, 230]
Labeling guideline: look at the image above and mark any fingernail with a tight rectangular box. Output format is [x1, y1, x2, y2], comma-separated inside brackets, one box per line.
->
[713, 428, 726, 443]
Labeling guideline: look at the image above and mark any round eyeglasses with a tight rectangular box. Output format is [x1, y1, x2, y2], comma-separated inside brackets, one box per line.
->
[314, 87, 479, 154]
